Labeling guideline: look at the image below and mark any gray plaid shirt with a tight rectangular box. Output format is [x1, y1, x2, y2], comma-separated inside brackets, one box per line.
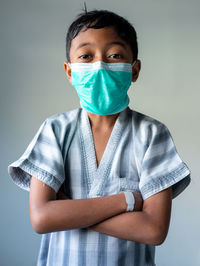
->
[8, 106, 190, 266]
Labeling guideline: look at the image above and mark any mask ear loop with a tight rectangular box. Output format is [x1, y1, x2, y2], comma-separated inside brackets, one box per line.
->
[132, 60, 137, 66]
[131, 60, 137, 82]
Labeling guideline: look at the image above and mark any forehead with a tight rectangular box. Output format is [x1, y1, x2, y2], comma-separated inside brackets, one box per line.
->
[70, 26, 129, 51]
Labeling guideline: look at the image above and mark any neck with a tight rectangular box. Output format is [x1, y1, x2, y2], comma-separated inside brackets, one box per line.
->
[86, 111, 120, 130]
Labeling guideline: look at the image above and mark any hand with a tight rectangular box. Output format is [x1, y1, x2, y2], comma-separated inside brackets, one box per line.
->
[56, 184, 70, 200]
[132, 191, 143, 211]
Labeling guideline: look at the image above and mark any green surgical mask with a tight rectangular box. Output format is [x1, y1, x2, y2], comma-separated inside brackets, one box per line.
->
[70, 61, 134, 115]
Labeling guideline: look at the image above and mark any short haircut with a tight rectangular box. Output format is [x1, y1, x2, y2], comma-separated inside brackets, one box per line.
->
[65, 9, 138, 63]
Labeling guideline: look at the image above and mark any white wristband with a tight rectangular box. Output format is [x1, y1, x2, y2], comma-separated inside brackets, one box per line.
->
[123, 191, 135, 211]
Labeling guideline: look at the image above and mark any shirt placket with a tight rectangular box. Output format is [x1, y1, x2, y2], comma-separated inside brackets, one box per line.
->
[79, 107, 129, 198]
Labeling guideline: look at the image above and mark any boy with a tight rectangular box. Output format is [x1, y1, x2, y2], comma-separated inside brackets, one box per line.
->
[8, 9, 191, 266]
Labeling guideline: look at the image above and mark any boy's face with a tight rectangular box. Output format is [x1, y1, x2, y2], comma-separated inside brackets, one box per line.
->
[64, 26, 141, 83]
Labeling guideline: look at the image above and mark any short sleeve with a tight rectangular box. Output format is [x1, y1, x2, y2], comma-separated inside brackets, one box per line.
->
[8, 118, 65, 193]
[139, 122, 191, 200]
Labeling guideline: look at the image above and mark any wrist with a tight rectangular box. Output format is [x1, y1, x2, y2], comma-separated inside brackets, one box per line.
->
[132, 191, 143, 211]
[118, 192, 128, 212]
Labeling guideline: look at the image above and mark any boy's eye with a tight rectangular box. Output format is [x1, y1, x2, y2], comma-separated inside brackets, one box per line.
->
[79, 54, 91, 59]
[109, 54, 123, 59]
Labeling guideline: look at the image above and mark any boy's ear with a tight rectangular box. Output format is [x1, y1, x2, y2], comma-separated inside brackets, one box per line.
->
[63, 61, 72, 83]
[132, 60, 141, 83]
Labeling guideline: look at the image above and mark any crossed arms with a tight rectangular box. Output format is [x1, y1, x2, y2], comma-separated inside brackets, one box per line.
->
[29, 176, 172, 246]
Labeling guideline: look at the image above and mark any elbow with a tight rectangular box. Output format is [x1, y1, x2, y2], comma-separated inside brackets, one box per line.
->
[151, 234, 166, 246]
[30, 208, 48, 234]
[149, 224, 168, 246]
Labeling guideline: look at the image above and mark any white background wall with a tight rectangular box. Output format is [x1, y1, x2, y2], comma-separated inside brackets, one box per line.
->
[1, 0, 199, 265]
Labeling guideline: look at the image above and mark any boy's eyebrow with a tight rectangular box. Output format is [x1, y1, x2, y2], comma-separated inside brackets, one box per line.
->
[75, 41, 127, 51]
[75, 42, 91, 51]
[107, 41, 127, 49]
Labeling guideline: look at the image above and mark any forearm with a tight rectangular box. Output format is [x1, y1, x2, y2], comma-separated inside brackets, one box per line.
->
[89, 187, 172, 245]
[89, 211, 167, 246]
[30, 192, 126, 234]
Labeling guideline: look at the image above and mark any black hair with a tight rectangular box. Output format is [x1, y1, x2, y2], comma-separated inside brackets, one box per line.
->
[65, 9, 138, 63]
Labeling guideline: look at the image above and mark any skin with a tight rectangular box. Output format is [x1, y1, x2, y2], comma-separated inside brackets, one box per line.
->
[64, 26, 141, 167]
[64, 26, 141, 132]
[29, 26, 172, 245]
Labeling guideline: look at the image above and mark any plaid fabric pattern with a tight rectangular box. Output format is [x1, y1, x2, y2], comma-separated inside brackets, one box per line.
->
[8, 106, 190, 266]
